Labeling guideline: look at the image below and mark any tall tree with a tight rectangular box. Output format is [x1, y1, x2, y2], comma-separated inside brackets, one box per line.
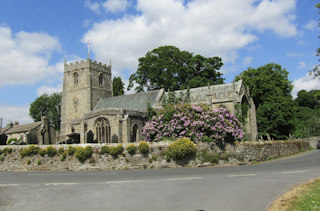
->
[29, 92, 62, 130]
[293, 89, 320, 138]
[235, 63, 295, 140]
[128, 46, 224, 92]
[112, 77, 125, 96]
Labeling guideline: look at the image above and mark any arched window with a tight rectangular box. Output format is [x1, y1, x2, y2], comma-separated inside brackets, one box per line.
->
[73, 73, 79, 85]
[131, 124, 138, 142]
[95, 118, 110, 143]
[99, 73, 103, 86]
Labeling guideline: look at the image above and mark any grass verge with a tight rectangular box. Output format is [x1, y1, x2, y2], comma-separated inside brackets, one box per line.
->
[268, 177, 320, 211]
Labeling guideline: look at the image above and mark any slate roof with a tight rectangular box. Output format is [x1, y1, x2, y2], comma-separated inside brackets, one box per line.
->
[95, 90, 162, 112]
[0, 126, 10, 135]
[4, 122, 42, 134]
[171, 80, 243, 103]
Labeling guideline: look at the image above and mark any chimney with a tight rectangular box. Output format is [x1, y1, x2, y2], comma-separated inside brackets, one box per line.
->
[9, 121, 14, 128]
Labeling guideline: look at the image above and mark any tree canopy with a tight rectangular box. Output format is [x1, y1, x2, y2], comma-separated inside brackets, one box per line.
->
[112, 76, 125, 96]
[128, 46, 224, 92]
[235, 63, 295, 140]
[293, 89, 320, 138]
[29, 92, 61, 130]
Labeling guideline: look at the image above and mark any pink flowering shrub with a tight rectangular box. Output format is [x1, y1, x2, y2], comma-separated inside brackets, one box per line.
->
[142, 104, 244, 143]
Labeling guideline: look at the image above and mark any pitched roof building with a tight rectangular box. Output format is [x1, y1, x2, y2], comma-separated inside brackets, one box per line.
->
[0, 117, 56, 145]
[60, 58, 258, 144]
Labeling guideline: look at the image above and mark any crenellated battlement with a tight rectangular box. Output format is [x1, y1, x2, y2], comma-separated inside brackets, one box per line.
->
[64, 58, 111, 73]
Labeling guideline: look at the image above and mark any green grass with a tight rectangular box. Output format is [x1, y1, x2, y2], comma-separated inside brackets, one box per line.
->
[289, 179, 320, 210]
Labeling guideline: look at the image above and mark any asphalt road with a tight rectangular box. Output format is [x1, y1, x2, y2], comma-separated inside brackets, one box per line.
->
[0, 150, 319, 211]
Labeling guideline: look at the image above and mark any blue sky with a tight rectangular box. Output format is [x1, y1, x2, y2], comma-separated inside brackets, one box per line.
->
[0, 0, 319, 125]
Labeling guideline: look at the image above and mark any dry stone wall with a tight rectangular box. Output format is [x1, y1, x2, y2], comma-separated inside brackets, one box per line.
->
[0, 140, 310, 171]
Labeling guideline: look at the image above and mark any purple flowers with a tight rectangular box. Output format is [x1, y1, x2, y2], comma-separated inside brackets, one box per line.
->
[143, 104, 244, 143]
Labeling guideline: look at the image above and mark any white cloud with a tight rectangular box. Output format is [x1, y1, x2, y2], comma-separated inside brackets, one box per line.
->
[304, 20, 317, 31]
[37, 84, 62, 96]
[83, 0, 298, 77]
[103, 0, 128, 13]
[85, 0, 128, 14]
[0, 104, 33, 125]
[84, 0, 101, 14]
[242, 57, 253, 66]
[297, 61, 306, 69]
[0, 26, 61, 88]
[292, 73, 320, 98]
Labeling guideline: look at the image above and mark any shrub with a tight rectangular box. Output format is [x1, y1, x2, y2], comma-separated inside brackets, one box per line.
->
[148, 158, 153, 163]
[20, 145, 40, 158]
[37, 159, 41, 165]
[68, 146, 76, 156]
[27, 160, 31, 165]
[0, 156, 4, 162]
[7, 138, 17, 145]
[3, 147, 12, 154]
[166, 138, 196, 160]
[143, 104, 244, 143]
[219, 152, 229, 161]
[199, 150, 219, 164]
[100, 146, 110, 154]
[126, 144, 137, 155]
[109, 145, 124, 157]
[75, 146, 93, 164]
[152, 154, 158, 161]
[46, 146, 57, 157]
[58, 147, 65, 155]
[138, 141, 150, 154]
[61, 152, 67, 161]
[39, 149, 47, 157]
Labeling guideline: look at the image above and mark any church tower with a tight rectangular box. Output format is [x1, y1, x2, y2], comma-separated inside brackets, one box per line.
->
[60, 58, 112, 142]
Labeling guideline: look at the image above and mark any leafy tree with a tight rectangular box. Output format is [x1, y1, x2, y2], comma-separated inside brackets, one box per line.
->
[112, 77, 125, 96]
[293, 106, 320, 138]
[29, 92, 61, 130]
[293, 89, 320, 138]
[128, 46, 224, 92]
[294, 90, 320, 109]
[235, 63, 295, 139]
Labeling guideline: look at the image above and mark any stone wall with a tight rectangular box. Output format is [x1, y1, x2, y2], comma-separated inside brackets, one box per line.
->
[0, 140, 309, 171]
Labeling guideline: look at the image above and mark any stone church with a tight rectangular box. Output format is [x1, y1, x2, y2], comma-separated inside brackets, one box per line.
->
[60, 58, 258, 144]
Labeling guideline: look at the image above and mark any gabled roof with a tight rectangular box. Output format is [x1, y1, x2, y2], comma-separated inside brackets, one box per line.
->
[171, 80, 243, 104]
[0, 125, 10, 135]
[4, 122, 42, 134]
[95, 89, 163, 112]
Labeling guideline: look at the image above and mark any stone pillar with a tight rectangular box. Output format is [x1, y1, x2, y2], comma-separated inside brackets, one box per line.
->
[121, 114, 129, 143]
[80, 121, 87, 144]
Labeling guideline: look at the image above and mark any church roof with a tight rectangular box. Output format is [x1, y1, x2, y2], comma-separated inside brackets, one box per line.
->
[171, 80, 243, 104]
[95, 89, 163, 112]
[4, 122, 42, 134]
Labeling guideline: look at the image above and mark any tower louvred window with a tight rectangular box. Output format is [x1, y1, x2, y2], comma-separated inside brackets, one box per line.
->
[74, 73, 79, 85]
[99, 73, 103, 86]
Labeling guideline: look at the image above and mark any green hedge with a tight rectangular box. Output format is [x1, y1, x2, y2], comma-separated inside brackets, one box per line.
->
[166, 138, 196, 160]
[138, 141, 150, 154]
[20, 145, 40, 158]
[75, 146, 93, 163]
[126, 144, 137, 155]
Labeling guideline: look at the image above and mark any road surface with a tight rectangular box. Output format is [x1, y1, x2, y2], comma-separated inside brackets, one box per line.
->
[0, 150, 319, 211]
